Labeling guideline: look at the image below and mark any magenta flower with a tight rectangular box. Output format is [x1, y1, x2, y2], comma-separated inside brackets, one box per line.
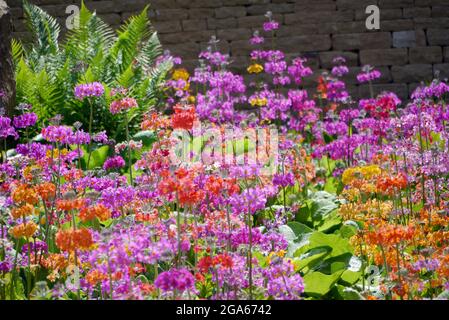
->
[74, 82, 105, 100]
[357, 65, 381, 83]
[250, 31, 265, 45]
[103, 155, 126, 171]
[0, 116, 19, 139]
[154, 268, 195, 293]
[332, 65, 349, 77]
[13, 112, 38, 129]
[263, 21, 279, 32]
[41, 125, 74, 144]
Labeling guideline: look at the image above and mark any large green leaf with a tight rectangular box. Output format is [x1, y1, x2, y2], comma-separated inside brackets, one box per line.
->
[316, 211, 342, 232]
[335, 285, 365, 300]
[81, 145, 110, 170]
[287, 221, 313, 237]
[303, 271, 344, 297]
[307, 232, 353, 258]
[293, 246, 332, 272]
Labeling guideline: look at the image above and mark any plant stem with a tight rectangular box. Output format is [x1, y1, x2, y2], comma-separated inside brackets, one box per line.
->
[124, 111, 133, 186]
[86, 100, 94, 169]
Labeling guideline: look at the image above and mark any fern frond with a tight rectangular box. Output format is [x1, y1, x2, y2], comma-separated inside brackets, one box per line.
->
[11, 39, 24, 65]
[139, 32, 163, 71]
[107, 7, 151, 74]
[23, 0, 60, 57]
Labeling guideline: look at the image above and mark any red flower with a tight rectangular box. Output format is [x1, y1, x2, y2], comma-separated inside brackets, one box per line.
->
[171, 104, 196, 130]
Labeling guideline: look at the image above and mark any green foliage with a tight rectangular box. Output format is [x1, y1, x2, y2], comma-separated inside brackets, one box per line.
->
[278, 190, 363, 299]
[14, 0, 172, 141]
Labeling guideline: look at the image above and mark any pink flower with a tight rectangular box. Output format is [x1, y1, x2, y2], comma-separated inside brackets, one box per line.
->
[109, 97, 138, 114]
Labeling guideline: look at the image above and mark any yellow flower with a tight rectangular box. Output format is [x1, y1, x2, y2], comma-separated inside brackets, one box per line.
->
[247, 64, 264, 74]
[172, 68, 190, 81]
[360, 165, 381, 179]
[46, 148, 69, 159]
[250, 97, 268, 107]
[342, 167, 357, 185]
[342, 165, 381, 185]
[187, 95, 196, 104]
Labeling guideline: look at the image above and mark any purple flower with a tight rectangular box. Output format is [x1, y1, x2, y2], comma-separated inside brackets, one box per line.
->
[250, 31, 265, 45]
[262, 259, 304, 300]
[68, 130, 91, 145]
[155, 268, 195, 293]
[263, 21, 279, 32]
[103, 155, 126, 171]
[74, 82, 105, 100]
[288, 58, 313, 85]
[411, 80, 449, 100]
[16, 142, 50, 159]
[0, 116, 19, 139]
[273, 172, 295, 187]
[13, 112, 38, 129]
[93, 131, 109, 144]
[357, 65, 381, 83]
[332, 65, 349, 77]
[21, 240, 48, 254]
[41, 125, 74, 144]
[327, 80, 350, 103]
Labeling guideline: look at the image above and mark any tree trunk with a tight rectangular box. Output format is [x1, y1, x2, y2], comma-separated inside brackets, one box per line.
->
[0, 0, 16, 117]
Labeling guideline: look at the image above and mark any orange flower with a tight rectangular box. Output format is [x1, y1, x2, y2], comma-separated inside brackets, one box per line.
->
[41, 253, 68, 271]
[11, 203, 34, 220]
[56, 198, 86, 211]
[205, 176, 223, 196]
[55, 228, 94, 252]
[317, 76, 327, 99]
[86, 270, 108, 286]
[11, 184, 39, 205]
[376, 172, 407, 195]
[63, 169, 84, 182]
[366, 224, 415, 247]
[135, 209, 158, 223]
[35, 182, 56, 201]
[141, 112, 170, 131]
[10, 221, 38, 239]
[79, 204, 111, 222]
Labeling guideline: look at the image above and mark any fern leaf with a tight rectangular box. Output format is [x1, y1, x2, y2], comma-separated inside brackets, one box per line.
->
[23, 0, 60, 56]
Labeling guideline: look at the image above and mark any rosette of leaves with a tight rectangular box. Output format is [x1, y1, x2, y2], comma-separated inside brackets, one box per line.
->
[278, 191, 365, 300]
[12, 0, 172, 141]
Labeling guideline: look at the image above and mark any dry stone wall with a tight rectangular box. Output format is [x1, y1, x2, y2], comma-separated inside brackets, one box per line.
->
[7, 0, 449, 99]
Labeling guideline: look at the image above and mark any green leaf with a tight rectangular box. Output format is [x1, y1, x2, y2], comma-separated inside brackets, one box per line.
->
[339, 224, 358, 239]
[293, 246, 331, 272]
[311, 198, 338, 219]
[287, 221, 313, 237]
[23, 0, 61, 56]
[295, 203, 312, 224]
[308, 232, 353, 258]
[278, 225, 297, 242]
[336, 285, 365, 300]
[340, 270, 362, 286]
[82, 145, 110, 169]
[437, 290, 449, 300]
[316, 211, 342, 232]
[303, 271, 344, 297]
[133, 130, 157, 147]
